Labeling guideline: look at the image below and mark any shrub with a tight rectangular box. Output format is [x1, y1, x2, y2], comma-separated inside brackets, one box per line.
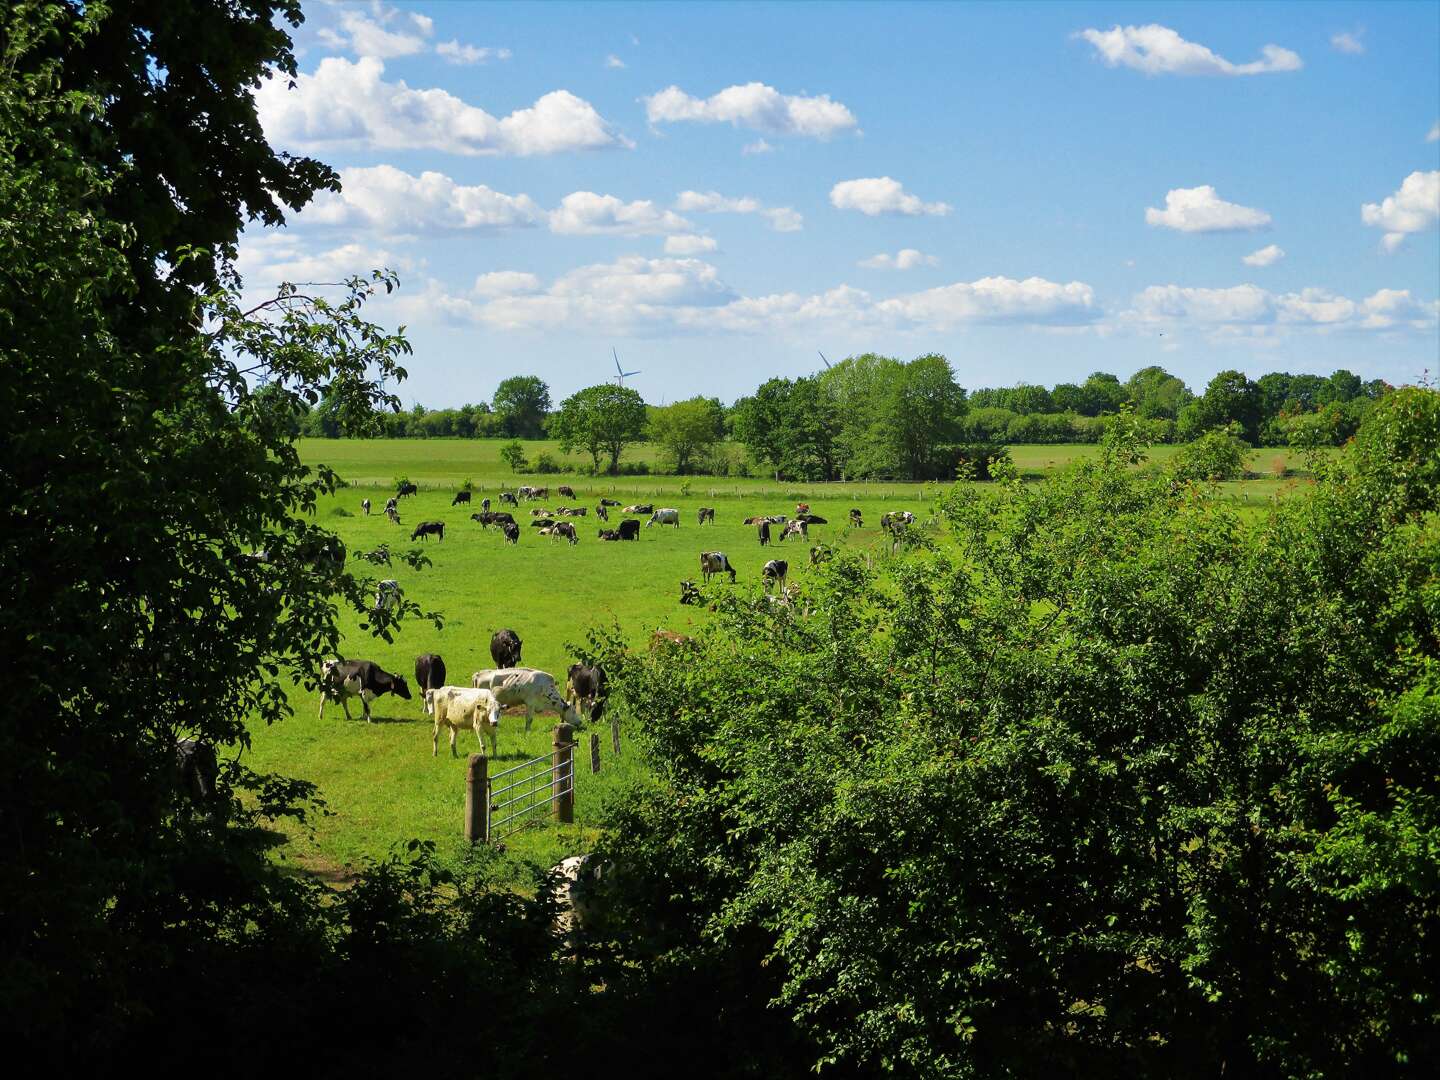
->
[533, 451, 563, 474]
[330, 506, 353, 517]
[950, 442, 1012, 481]
[1171, 428, 1247, 482]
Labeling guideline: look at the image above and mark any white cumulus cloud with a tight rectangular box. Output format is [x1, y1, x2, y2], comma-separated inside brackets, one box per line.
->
[1361, 170, 1440, 252]
[675, 190, 803, 232]
[318, 5, 430, 59]
[830, 177, 952, 217]
[858, 248, 939, 270]
[255, 57, 631, 156]
[664, 234, 719, 255]
[1428, 122, 1440, 143]
[877, 276, 1095, 326]
[1077, 24, 1302, 75]
[1146, 186, 1271, 232]
[235, 234, 405, 292]
[471, 271, 541, 297]
[605, 53, 626, 69]
[437, 41, 511, 65]
[1330, 31, 1365, 55]
[1242, 244, 1285, 267]
[303, 165, 543, 233]
[1128, 283, 1438, 331]
[643, 82, 858, 138]
[549, 192, 691, 236]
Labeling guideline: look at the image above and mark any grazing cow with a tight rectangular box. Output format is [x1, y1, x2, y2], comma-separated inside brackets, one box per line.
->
[426, 686, 501, 758]
[600, 498, 622, 507]
[553, 521, 578, 545]
[623, 503, 653, 515]
[810, 544, 834, 565]
[396, 482, 418, 498]
[849, 508, 863, 528]
[483, 668, 580, 732]
[384, 497, 398, 514]
[385, 506, 401, 525]
[679, 579, 701, 605]
[500, 491, 519, 506]
[565, 663, 608, 723]
[173, 737, 219, 806]
[530, 486, 549, 501]
[451, 490, 471, 507]
[649, 629, 694, 651]
[618, 519, 641, 541]
[758, 520, 771, 546]
[502, 522, 520, 545]
[411, 521, 444, 542]
[700, 551, 736, 584]
[481, 497, 491, 513]
[474, 511, 516, 529]
[318, 659, 412, 722]
[595, 504, 609, 522]
[597, 529, 621, 541]
[361, 498, 371, 516]
[491, 628, 523, 670]
[762, 559, 788, 592]
[880, 510, 916, 530]
[646, 508, 681, 529]
[779, 519, 808, 542]
[697, 507, 715, 525]
[373, 579, 403, 615]
[414, 653, 447, 695]
[558, 485, 576, 499]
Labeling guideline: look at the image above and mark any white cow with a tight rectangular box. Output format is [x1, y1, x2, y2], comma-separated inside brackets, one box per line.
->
[472, 668, 580, 732]
[646, 507, 681, 529]
[426, 685, 501, 758]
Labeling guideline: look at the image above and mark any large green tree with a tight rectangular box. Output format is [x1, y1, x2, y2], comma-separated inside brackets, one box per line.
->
[650, 397, 725, 474]
[492, 375, 552, 438]
[551, 384, 649, 473]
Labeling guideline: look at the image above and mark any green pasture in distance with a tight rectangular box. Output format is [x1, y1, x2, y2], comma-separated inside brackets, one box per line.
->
[244, 440, 1325, 882]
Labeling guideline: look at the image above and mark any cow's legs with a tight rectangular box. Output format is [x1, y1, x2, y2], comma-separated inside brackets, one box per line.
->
[524, 703, 534, 733]
[339, 695, 353, 721]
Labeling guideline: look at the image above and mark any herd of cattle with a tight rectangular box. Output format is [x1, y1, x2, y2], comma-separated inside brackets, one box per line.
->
[313, 482, 921, 756]
[316, 627, 608, 760]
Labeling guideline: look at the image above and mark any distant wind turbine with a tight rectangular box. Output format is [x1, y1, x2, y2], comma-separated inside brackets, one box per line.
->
[817, 350, 832, 369]
[613, 348, 641, 387]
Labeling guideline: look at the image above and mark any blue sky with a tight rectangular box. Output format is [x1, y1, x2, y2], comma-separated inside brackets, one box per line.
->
[240, 1, 1440, 406]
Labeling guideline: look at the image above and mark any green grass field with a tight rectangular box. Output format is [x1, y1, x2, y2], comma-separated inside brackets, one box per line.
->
[245, 439, 1323, 882]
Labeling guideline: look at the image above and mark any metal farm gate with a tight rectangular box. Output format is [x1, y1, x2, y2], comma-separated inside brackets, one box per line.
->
[464, 723, 576, 844]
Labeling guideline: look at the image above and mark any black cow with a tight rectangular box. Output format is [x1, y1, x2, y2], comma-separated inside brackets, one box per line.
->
[319, 660, 412, 723]
[595, 504, 609, 521]
[597, 528, 620, 541]
[566, 663, 608, 723]
[411, 521, 444, 542]
[414, 653, 447, 695]
[473, 511, 516, 529]
[697, 507, 716, 525]
[758, 520, 771, 546]
[553, 521, 578, 545]
[480, 497, 491, 513]
[491, 628, 523, 669]
[558, 485, 577, 499]
[849, 508, 863, 528]
[173, 737, 219, 806]
[618, 519, 641, 541]
[397, 482, 418, 498]
[599, 498, 622, 507]
[500, 491, 519, 506]
[798, 514, 828, 525]
[502, 522, 520, 544]
[451, 490, 471, 506]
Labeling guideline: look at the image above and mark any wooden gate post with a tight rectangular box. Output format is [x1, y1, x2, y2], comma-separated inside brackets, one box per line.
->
[590, 732, 601, 774]
[553, 723, 574, 824]
[610, 720, 621, 755]
[465, 753, 488, 844]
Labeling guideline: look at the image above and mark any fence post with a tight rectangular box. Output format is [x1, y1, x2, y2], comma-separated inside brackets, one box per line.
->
[465, 753, 488, 844]
[553, 723, 574, 824]
[590, 732, 601, 774]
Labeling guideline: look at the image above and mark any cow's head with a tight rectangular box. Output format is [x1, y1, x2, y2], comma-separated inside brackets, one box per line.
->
[392, 676, 412, 701]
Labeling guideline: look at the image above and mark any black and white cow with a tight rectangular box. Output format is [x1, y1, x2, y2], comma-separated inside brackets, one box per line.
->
[679, 579, 701, 604]
[173, 737, 219, 806]
[414, 653, 447, 695]
[566, 663, 608, 723]
[500, 491, 519, 506]
[361, 498, 371, 516]
[558, 485, 577, 499]
[502, 522, 520, 544]
[595, 503, 609, 522]
[599, 498, 622, 507]
[318, 660, 412, 723]
[491, 628, 523, 669]
[598, 529, 621, 541]
[697, 507, 716, 525]
[451, 490, 472, 506]
[757, 520, 772, 546]
[373, 579, 402, 615]
[700, 551, 736, 583]
[779, 519, 808, 542]
[552, 521, 578, 545]
[480, 496, 491, 513]
[762, 559, 788, 592]
[623, 503, 653, 515]
[411, 521, 445, 542]
[849, 508, 863, 528]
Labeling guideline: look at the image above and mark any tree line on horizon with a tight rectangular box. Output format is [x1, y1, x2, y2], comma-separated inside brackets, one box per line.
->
[294, 359, 1395, 480]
